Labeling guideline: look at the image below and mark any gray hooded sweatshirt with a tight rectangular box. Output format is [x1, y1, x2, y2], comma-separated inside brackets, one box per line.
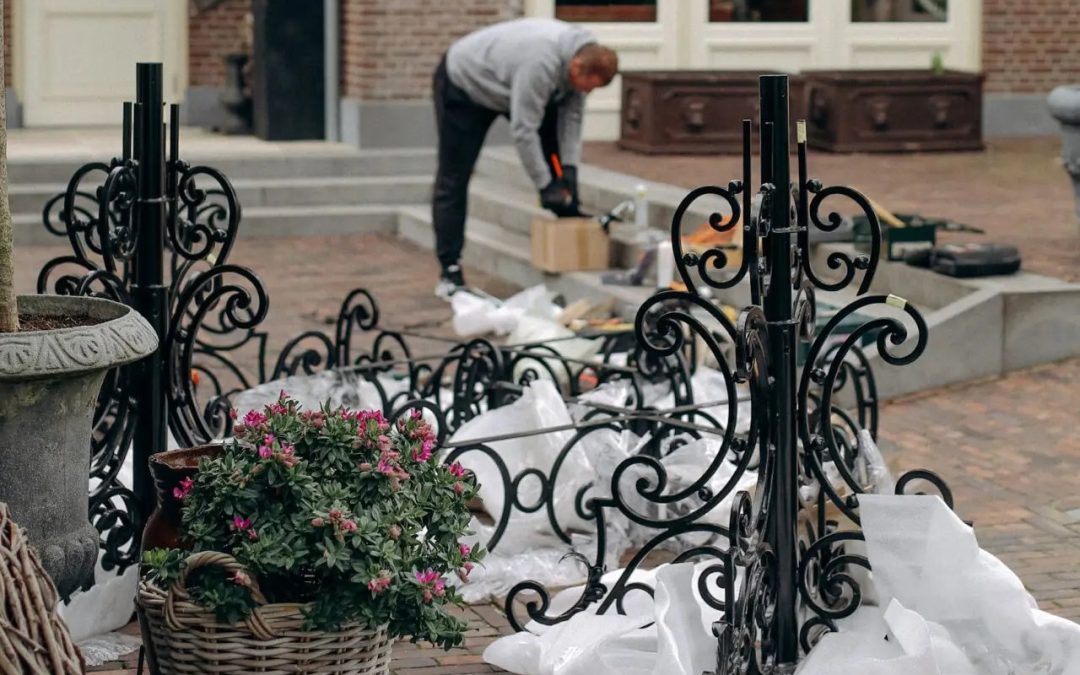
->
[446, 19, 596, 190]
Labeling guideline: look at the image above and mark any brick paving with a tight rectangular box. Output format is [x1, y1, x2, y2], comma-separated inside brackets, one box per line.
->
[584, 137, 1080, 283]
[16, 232, 1080, 670]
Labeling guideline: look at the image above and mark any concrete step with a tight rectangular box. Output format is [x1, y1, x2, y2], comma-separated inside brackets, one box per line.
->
[9, 175, 433, 216]
[467, 177, 547, 237]
[8, 148, 437, 184]
[14, 203, 400, 246]
[397, 205, 545, 289]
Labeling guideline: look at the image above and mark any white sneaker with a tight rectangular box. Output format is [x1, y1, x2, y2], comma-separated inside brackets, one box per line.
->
[435, 264, 466, 300]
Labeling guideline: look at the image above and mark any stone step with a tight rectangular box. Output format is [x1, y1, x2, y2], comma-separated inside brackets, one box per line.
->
[396, 205, 546, 289]
[7, 148, 436, 184]
[467, 177, 548, 237]
[14, 203, 401, 246]
[9, 175, 433, 216]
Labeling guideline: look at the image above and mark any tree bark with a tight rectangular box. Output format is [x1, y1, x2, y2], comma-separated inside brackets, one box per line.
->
[0, 14, 18, 334]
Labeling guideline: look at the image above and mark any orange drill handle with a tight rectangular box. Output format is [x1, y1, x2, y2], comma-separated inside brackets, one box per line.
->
[550, 153, 564, 180]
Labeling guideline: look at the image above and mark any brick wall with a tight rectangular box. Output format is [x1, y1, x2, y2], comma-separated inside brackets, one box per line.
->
[4, 0, 11, 87]
[983, 0, 1080, 95]
[188, 0, 251, 87]
[340, 0, 521, 101]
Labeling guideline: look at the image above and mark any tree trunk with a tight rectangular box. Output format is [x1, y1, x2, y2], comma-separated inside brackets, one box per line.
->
[0, 15, 18, 334]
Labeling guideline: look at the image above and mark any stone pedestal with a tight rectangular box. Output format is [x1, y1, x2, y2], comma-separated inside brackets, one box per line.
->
[1048, 85, 1080, 225]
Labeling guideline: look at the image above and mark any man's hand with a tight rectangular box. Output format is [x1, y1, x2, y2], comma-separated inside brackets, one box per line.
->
[540, 179, 580, 217]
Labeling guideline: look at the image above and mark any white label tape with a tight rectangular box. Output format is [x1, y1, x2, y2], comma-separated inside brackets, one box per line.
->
[797, 121, 807, 144]
[886, 294, 907, 309]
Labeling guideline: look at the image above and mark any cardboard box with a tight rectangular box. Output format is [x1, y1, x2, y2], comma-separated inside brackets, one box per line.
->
[530, 217, 610, 273]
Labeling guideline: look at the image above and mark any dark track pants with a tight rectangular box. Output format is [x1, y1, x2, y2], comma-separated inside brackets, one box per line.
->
[432, 55, 561, 270]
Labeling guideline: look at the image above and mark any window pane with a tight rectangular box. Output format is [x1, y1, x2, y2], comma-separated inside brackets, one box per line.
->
[555, 0, 657, 22]
[851, 0, 947, 22]
[710, 0, 808, 22]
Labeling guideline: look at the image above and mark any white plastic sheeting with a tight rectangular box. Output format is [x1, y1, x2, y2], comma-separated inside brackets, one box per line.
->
[484, 562, 724, 675]
[799, 494, 1080, 675]
[451, 285, 560, 338]
[486, 494, 1080, 675]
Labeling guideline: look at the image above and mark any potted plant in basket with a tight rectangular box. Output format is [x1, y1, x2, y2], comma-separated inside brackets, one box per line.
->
[138, 393, 484, 674]
[0, 23, 157, 599]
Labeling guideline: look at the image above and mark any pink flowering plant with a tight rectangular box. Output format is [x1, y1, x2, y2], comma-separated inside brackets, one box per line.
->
[142, 393, 483, 649]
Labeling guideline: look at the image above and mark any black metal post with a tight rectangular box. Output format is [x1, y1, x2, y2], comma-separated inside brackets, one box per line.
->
[760, 74, 799, 669]
[130, 63, 169, 523]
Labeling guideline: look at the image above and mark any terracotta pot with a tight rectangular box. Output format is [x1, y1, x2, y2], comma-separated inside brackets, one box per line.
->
[141, 444, 223, 552]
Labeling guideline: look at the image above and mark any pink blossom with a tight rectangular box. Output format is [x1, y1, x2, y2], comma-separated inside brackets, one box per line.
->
[341, 519, 357, 533]
[358, 462, 373, 472]
[231, 516, 252, 531]
[230, 571, 250, 586]
[388, 525, 401, 540]
[247, 528, 259, 541]
[172, 476, 194, 501]
[459, 543, 471, 558]
[377, 435, 392, 452]
[453, 482, 464, 495]
[311, 517, 324, 527]
[263, 433, 275, 445]
[228, 408, 238, 420]
[434, 580, 446, 598]
[329, 509, 342, 520]
[242, 410, 267, 428]
[410, 408, 423, 420]
[422, 589, 433, 604]
[367, 574, 392, 594]
[447, 462, 467, 478]
[258, 445, 272, 459]
[233, 423, 247, 434]
[412, 440, 433, 463]
[280, 444, 294, 456]
[415, 569, 440, 585]
[464, 562, 474, 573]
[269, 403, 288, 416]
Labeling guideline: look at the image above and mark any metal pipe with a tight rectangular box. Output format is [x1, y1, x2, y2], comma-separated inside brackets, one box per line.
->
[759, 73, 799, 667]
[131, 63, 169, 523]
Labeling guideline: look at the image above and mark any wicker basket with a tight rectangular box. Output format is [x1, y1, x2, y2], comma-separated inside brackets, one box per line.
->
[137, 551, 393, 675]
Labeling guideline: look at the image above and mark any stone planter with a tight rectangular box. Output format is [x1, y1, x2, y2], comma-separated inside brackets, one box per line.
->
[0, 295, 157, 598]
[1047, 85, 1080, 225]
[803, 69, 984, 153]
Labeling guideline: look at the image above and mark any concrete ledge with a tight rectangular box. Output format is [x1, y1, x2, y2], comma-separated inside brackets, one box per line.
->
[339, 97, 511, 149]
[182, 86, 233, 130]
[6, 89, 23, 129]
[985, 93, 1059, 137]
[870, 287, 1004, 400]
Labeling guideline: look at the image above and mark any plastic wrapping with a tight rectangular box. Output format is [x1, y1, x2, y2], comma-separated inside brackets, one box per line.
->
[799, 495, 1080, 674]
[483, 562, 724, 675]
[451, 285, 558, 338]
[231, 369, 404, 417]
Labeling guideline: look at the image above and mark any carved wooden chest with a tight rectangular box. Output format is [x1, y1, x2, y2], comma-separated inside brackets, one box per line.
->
[618, 71, 806, 154]
[803, 69, 984, 153]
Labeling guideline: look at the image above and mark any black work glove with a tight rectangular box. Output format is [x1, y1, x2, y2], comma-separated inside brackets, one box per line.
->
[539, 179, 579, 217]
[563, 165, 580, 210]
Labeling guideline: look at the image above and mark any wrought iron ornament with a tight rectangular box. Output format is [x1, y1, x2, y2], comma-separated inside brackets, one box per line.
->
[500, 75, 953, 674]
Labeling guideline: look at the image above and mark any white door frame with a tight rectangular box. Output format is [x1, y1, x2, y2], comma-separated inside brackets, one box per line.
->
[16, 0, 188, 126]
[527, 0, 983, 140]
